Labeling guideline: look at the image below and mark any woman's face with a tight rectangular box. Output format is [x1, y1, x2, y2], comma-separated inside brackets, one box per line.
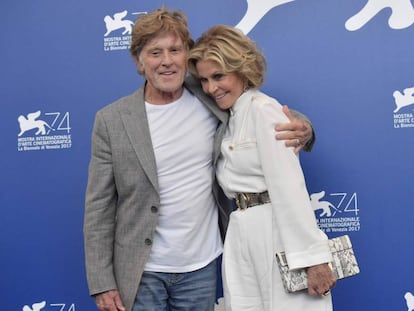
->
[195, 59, 244, 110]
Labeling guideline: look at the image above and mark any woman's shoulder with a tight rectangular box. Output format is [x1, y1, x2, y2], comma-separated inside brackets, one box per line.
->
[249, 90, 282, 111]
[247, 90, 289, 123]
[249, 90, 280, 107]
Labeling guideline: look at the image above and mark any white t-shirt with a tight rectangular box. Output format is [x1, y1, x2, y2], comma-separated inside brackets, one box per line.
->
[144, 89, 223, 272]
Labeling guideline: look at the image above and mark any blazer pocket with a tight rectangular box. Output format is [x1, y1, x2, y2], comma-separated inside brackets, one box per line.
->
[232, 139, 257, 150]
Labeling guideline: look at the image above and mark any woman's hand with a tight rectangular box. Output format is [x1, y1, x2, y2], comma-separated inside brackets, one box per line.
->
[306, 263, 337, 297]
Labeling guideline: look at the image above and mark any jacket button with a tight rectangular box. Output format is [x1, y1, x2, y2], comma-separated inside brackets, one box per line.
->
[229, 145, 234, 150]
[151, 206, 158, 213]
[144, 238, 152, 245]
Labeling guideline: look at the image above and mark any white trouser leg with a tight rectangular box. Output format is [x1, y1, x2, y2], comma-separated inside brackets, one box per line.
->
[222, 204, 273, 311]
[222, 204, 333, 311]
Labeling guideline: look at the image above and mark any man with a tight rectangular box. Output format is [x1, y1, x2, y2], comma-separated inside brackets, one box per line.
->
[84, 7, 313, 311]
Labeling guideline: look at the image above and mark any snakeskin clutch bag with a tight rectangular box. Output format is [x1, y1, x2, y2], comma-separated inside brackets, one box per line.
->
[275, 235, 360, 292]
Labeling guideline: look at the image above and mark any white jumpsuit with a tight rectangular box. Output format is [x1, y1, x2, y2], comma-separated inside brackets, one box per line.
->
[216, 89, 333, 311]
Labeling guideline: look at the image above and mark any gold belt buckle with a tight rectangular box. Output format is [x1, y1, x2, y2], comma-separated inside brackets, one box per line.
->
[236, 193, 250, 210]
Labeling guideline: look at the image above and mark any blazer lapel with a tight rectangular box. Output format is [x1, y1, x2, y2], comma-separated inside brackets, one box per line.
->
[120, 87, 159, 193]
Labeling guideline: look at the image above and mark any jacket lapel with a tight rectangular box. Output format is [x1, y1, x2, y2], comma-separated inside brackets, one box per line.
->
[120, 87, 159, 193]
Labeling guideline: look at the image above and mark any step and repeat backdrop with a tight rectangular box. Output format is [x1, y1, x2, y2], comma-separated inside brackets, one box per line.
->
[1, 0, 413, 310]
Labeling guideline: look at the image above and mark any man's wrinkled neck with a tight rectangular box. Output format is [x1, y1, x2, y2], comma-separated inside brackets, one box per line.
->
[144, 82, 184, 105]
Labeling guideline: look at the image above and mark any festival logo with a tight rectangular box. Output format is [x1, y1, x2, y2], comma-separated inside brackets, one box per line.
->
[393, 86, 414, 129]
[18, 111, 54, 137]
[103, 1, 294, 50]
[23, 301, 46, 311]
[405, 292, 414, 311]
[104, 10, 134, 37]
[310, 191, 361, 233]
[17, 110, 72, 152]
[103, 10, 146, 52]
[22, 301, 76, 311]
[235, 0, 294, 34]
[345, 0, 414, 31]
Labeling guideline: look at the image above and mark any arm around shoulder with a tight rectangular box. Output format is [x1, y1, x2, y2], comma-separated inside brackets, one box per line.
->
[275, 105, 316, 153]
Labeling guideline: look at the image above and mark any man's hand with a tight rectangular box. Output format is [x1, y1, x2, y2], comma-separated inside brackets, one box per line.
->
[95, 290, 126, 311]
[306, 263, 336, 297]
[275, 105, 313, 154]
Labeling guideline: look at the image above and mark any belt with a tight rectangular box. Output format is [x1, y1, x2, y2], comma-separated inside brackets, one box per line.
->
[235, 191, 271, 210]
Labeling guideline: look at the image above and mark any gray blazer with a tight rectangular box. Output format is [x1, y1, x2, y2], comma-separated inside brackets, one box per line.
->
[83, 75, 233, 311]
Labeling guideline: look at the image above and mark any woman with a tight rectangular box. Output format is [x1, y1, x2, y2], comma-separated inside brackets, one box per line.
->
[188, 25, 336, 311]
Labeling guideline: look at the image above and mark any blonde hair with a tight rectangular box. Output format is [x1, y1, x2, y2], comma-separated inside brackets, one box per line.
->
[188, 25, 266, 89]
[129, 6, 194, 61]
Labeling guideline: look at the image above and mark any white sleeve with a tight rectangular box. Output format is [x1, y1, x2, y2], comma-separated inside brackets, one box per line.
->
[251, 95, 331, 270]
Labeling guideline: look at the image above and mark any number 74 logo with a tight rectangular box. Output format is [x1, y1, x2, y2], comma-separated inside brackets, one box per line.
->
[311, 191, 359, 218]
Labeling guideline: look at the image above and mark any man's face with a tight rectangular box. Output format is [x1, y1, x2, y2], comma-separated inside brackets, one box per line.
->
[137, 32, 188, 104]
